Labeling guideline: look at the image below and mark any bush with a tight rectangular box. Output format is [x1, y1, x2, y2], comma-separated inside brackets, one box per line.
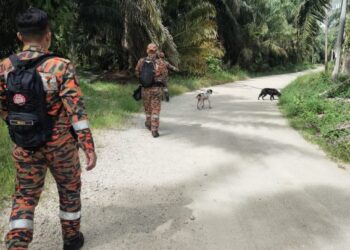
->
[207, 55, 224, 73]
[280, 72, 350, 163]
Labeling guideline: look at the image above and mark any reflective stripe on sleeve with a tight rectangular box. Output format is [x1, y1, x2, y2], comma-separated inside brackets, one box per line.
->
[72, 120, 89, 131]
[59, 210, 81, 221]
[9, 219, 33, 230]
[4, 72, 9, 83]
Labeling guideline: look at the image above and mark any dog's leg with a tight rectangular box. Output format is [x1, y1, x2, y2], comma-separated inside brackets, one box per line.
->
[198, 100, 204, 110]
[262, 95, 266, 100]
[208, 99, 212, 109]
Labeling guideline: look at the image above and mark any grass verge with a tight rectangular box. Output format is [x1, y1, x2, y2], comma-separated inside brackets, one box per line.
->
[279, 72, 350, 163]
[0, 124, 14, 207]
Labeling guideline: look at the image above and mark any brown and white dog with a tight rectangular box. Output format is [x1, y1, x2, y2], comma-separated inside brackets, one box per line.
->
[196, 89, 213, 110]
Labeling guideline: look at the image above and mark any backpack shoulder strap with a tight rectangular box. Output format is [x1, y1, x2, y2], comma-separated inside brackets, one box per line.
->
[31, 54, 60, 69]
[15, 54, 60, 70]
[9, 54, 20, 69]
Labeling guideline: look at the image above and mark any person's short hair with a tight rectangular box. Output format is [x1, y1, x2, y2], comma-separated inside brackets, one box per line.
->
[147, 43, 158, 54]
[16, 8, 49, 39]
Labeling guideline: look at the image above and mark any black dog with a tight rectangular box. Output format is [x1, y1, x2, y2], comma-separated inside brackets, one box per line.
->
[258, 88, 281, 101]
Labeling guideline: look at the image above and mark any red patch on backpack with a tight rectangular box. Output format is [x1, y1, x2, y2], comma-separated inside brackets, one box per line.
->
[13, 94, 26, 106]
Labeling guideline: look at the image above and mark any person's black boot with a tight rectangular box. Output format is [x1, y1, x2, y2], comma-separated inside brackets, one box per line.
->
[152, 131, 160, 138]
[64, 232, 85, 250]
[164, 91, 170, 102]
[145, 122, 151, 131]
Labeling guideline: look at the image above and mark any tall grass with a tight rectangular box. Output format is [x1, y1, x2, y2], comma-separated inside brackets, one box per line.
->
[279, 72, 350, 163]
[81, 82, 141, 128]
[0, 124, 14, 206]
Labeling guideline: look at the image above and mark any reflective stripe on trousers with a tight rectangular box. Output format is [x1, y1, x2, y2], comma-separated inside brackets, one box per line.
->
[59, 210, 81, 221]
[72, 120, 89, 131]
[9, 219, 33, 230]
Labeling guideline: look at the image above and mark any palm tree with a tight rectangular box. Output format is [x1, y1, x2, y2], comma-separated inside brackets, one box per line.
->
[296, 0, 331, 64]
[332, 0, 348, 80]
[325, 8, 329, 72]
[162, 0, 220, 74]
[208, 0, 243, 67]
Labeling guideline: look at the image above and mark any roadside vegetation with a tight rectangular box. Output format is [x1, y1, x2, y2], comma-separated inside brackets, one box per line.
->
[280, 72, 350, 163]
[0, 124, 13, 206]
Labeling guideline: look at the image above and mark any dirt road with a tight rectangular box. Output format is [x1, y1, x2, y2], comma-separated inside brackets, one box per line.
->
[3, 69, 350, 250]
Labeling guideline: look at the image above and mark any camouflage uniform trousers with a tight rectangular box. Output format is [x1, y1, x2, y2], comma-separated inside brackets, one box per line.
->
[143, 87, 162, 132]
[6, 136, 82, 250]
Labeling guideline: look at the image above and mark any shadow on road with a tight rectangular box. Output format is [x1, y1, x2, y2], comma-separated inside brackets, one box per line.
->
[226, 185, 350, 249]
[82, 187, 193, 249]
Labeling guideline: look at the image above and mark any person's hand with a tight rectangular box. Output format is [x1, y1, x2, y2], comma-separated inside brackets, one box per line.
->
[85, 151, 97, 171]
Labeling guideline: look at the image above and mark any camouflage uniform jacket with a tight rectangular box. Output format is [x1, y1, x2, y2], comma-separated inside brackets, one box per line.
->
[162, 60, 178, 83]
[0, 45, 95, 152]
[164, 60, 178, 72]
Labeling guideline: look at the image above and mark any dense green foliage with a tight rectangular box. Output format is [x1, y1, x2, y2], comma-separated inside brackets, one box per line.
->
[280, 72, 350, 163]
[1, 0, 331, 74]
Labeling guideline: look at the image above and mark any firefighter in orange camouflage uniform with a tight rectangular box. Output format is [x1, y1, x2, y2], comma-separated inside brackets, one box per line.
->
[0, 8, 97, 250]
[135, 43, 166, 138]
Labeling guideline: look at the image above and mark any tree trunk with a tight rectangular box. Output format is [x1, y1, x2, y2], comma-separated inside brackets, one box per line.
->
[342, 51, 350, 74]
[122, 15, 133, 71]
[325, 9, 329, 72]
[332, 0, 348, 80]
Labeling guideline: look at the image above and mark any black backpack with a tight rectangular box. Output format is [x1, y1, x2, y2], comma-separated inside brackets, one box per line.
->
[140, 57, 155, 87]
[5, 54, 57, 149]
